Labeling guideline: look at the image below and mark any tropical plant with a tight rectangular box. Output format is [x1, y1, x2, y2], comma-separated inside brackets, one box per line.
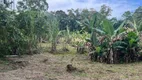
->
[46, 13, 60, 53]
[0, 0, 49, 57]
[112, 31, 140, 63]
[93, 19, 141, 63]
[77, 11, 141, 63]
[60, 26, 71, 51]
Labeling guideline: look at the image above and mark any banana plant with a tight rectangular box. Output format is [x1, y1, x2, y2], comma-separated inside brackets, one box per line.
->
[60, 26, 71, 51]
[77, 12, 128, 63]
[78, 13, 126, 46]
[96, 19, 141, 63]
[77, 12, 103, 47]
[126, 17, 142, 35]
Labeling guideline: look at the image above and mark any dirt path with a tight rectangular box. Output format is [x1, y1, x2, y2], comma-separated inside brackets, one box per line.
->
[0, 52, 142, 80]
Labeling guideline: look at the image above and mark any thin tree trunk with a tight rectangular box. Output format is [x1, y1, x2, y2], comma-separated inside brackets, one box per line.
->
[51, 41, 56, 53]
[109, 48, 114, 64]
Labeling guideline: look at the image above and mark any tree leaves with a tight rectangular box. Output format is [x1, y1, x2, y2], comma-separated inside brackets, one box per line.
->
[101, 19, 114, 37]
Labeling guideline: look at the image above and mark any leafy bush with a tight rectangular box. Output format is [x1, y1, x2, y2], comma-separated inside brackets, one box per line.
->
[0, 5, 44, 57]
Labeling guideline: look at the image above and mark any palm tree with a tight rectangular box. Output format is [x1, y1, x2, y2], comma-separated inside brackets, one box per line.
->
[46, 13, 60, 53]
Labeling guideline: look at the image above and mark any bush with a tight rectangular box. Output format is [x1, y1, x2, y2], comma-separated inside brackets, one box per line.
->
[0, 6, 40, 57]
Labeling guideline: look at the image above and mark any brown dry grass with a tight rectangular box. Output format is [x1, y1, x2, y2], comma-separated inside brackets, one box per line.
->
[0, 43, 142, 80]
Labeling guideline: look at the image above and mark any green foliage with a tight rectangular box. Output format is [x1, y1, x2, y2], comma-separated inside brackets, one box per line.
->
[100, 5, 112, 17]
[0, 0, 142, 64]
[101, 19, 114, 37]
[71, 31, 90, 46]
[55, 10, 69, 30]
[46, 13, 60, 52]
[17, 0, 48, 11]
[122, 11, 132, 20]
[0, 0, 49, 57]
[88, 14, 141, 63]
[95, 47, 101, 53]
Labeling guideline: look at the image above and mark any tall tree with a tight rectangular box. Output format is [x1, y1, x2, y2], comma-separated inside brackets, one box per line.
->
[122, 11, 132, 20]
[17, 0, 48, 11]
[55, 10, 68, 30]
[100, 4, 112, 18]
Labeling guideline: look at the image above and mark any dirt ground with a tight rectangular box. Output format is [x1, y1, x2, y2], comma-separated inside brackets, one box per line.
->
[0, 49, 142, 80]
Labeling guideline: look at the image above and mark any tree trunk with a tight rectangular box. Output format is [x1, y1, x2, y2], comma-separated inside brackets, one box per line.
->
[108, 48, 113, 64]
[51, 41, 56, 53]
